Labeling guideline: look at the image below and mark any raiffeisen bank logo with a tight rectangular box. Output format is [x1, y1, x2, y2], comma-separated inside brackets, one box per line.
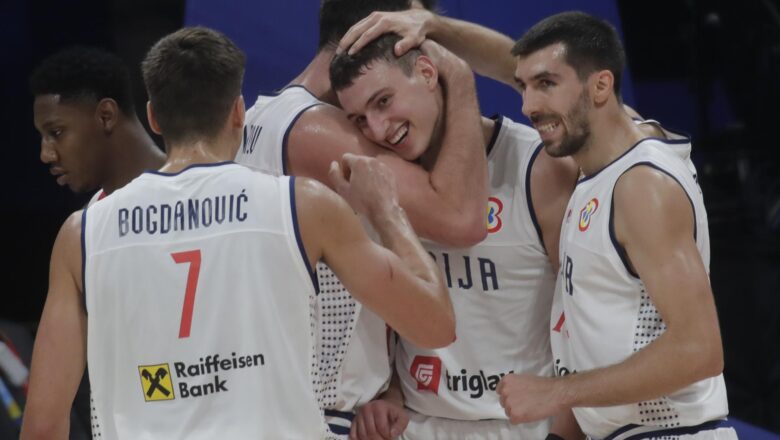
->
[410, 355, 442, 394]
[137, 352, 265, 402]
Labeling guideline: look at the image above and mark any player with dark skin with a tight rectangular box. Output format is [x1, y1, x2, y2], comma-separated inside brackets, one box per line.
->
[31, 47, 164, 198]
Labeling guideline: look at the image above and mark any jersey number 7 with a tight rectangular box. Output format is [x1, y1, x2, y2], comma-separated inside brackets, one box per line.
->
[172, 250, 202, 338]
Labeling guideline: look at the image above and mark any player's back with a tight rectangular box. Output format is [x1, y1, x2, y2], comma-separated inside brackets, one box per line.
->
[82, 162, 326, 439]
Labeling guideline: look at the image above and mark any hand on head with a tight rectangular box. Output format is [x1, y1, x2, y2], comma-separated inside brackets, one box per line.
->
[338, 9, 436, 57]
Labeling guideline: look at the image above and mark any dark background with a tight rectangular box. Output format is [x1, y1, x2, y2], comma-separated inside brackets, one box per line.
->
[1, 0, 778, 434]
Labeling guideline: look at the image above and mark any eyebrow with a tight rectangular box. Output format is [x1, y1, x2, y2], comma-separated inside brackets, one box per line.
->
[365, 87, 390, 108]
[531, 71, 560, 81]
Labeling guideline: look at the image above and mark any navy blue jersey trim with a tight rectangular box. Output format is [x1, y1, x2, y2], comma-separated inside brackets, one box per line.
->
[577, 136, 690, 186]
[608, 162, 698, 279]
[604, 419, 730, 440]
[324, 408, 354, 434]
[525, 142, 547, 251]
[80, 208, 88, 315]
[327, 424, 351, 435]
[288, 177, 319, 294]
[486, 115, 504, 156]
[282, 103, 325, 175]
[145, 161, 235, 177]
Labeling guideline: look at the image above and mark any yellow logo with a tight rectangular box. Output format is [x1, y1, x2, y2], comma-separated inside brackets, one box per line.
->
[138, 364, 175, 402]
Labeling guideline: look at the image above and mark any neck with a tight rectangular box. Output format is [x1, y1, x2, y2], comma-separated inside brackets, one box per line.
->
[573, 105, 645, 176]
[288, 47, 338, 105]
[159, 133, 237, 174]
[102, 117, 166, 194]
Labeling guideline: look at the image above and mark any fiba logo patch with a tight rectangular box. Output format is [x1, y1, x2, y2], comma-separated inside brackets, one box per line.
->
[487, 197, 504, 233]
[138, 363, 175, 402]
[410, 355, 442, 394]
[578, 198, 599, 231]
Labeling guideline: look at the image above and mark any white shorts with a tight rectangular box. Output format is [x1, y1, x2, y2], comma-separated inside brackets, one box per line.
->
[400, 409, 550, 440]
[595, 421, 738, 440]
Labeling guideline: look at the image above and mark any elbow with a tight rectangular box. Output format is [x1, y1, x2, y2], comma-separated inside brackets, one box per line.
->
[435, 216, 487, 247]
[414, 321, 456, 349]
[699, 341, 724, 379]
[687, 335, 724, 382]
[21, 418, 65, 440]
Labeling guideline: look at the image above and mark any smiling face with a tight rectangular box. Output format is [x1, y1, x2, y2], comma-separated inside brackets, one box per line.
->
[514, 43, 593, 158]
[33, 94, 108, 193]
[336, 57, 443, 162]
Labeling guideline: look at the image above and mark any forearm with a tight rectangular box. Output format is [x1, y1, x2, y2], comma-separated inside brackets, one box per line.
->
[370, 203, 441, 286]
[429, 15, 517, 88]
[558, 329, 723, 408]
[426, 63, 487, 243]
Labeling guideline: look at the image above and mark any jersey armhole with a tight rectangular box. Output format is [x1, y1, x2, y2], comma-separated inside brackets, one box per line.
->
[80, 207, 89, 315]
[288, 176, 320, 294]
[282, 103, 326, 175]
[525, 142, 547, 252]
[609, 161, 698, 279]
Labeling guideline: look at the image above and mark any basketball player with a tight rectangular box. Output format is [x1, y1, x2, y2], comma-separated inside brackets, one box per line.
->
[31, 46, 165, 203]
[20, 27, 455, 440]
[330, 33, 579, 439]
[496, 12, 736, 439]
[235, 1, 487, 435]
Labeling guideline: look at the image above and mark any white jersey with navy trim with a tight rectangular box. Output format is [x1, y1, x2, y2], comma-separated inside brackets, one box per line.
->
[554, 137, 729, 439]
[397, 116, 555, 437]
[236, 85, 323, 175]
[83, 163, 327, 439]
[235, 87, 392, 435]
[550, 120, 701, 379]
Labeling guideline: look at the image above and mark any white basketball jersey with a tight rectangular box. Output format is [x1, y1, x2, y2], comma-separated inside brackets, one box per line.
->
[83, 163, 327, 439]
[549, 120, 700, 380]
[397, 116, 555, 436]
[554, 136, 729, 439]
[236, 87, 392, 435]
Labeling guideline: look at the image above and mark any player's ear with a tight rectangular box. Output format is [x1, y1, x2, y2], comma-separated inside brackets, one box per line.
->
[146, 101, 163, 135]
[231, 95, 245, 129]
[95, 98, 119, 132]
[592, 70, 614, 106]
[415, 55, 439, 91]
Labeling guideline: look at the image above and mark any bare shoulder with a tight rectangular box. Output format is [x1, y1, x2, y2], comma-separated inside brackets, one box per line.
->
[293, 177, 352, 221]
[614, 165, 694, 238]
[57, 210, 84, 252]
[288, 105, 383, 179]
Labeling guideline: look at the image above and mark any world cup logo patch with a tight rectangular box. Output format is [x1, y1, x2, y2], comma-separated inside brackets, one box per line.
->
[410, 355, 441, 394]
[487, 197, 504, 233]
[578, 198, 599, 232]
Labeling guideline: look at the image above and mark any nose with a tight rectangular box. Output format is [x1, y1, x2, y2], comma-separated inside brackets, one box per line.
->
[39, 139, 57, 164]
[365, 112, 388, 144]
[520, 89, 539, 120]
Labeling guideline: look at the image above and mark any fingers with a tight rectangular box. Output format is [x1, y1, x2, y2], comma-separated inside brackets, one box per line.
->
[328, 160, 350, 197]
[394, 35, 421, 57]
[388, 409, 409, 438]
[374, 407, 391, 439]
[348, 22, 389, 56]
[338, 14, 375, 54]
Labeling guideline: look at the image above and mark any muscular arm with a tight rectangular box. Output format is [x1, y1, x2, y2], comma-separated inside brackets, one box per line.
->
[21, 213, 87, 440]
[500, 167, 723, 423]
[288, 77, 487, 247]
[529, 149, 579, 272]
[296, 170, 455, 349]
[339, 9, 519, 91]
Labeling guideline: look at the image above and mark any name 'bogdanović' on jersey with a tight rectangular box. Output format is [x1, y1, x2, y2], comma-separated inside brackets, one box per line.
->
[117, 189, 249, 236]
